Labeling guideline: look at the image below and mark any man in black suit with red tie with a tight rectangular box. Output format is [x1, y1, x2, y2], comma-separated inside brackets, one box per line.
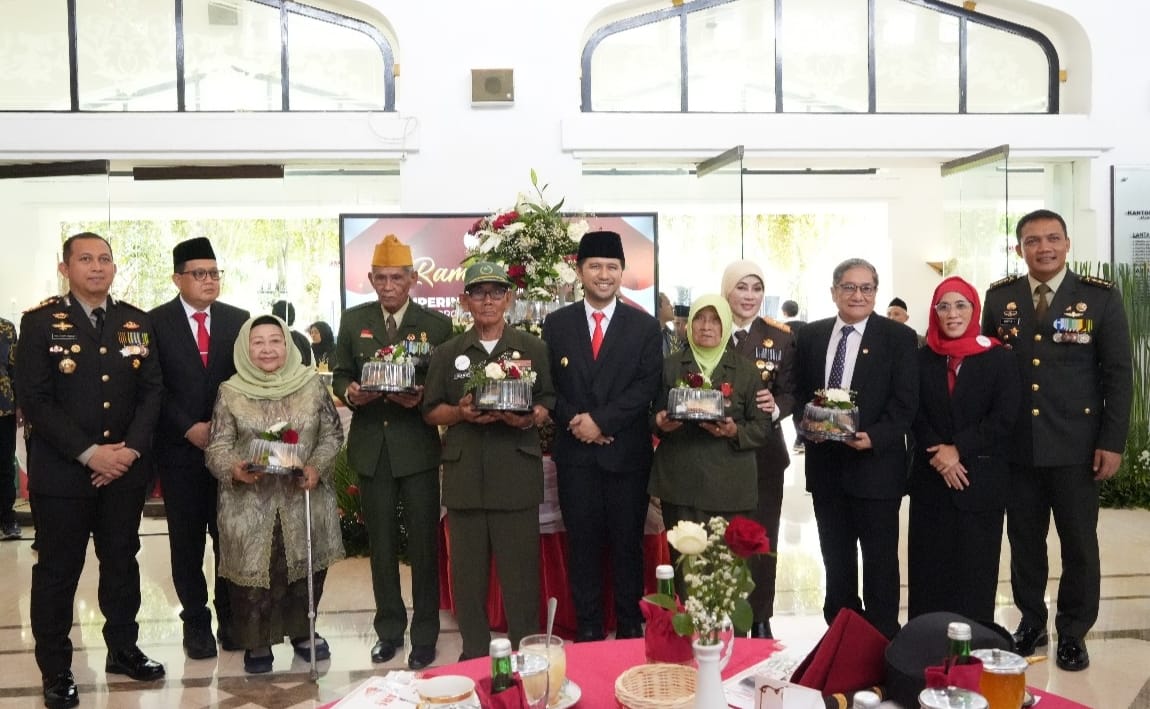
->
[542, 231, 662, 641]
[150, 237, 250, 659]
[794, 258, 918, 639]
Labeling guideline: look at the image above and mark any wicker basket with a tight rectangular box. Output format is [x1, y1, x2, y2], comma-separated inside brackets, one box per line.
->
[614, 663, 697, 709]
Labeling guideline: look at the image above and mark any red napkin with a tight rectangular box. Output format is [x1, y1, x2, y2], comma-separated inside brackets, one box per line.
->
[924, 657, 984, 693]
[641, 598, 694, 664]
[791, 608, 890, 696]
[475, 676, 529, 709]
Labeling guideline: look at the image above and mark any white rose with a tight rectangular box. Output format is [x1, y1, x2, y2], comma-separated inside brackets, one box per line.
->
[484, 362, 506, 380]
[555, 261, 577, 284]
[502, 221, 526, 235]
[667, 520, 709, 555]
[267, 421, 288, 434]
[567, 220, 590, 241]
[463, 232, 479, 250]
[824, 388, 852, 403]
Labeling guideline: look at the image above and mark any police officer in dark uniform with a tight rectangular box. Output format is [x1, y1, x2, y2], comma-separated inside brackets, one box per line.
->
[16, 232, 165, 709]
[982, 209, 1132, 672]
[721, 260, 794, 639]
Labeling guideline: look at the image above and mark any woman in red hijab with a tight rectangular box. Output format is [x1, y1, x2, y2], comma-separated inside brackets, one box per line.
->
[907, 276, 1021, 627]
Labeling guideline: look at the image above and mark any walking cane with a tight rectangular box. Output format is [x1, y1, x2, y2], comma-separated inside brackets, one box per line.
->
[304, 482, 318, 681]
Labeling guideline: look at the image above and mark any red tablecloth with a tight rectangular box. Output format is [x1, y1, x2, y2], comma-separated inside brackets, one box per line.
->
[421, 638, 1090, 708]
[438, 522, 670, 639]
[323, 638, 1090, 708]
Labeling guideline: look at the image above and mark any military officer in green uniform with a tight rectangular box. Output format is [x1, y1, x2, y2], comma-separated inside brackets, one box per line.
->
[17, 232, 166, 709]
[423, 262, 554, 660]
[332, 234, 453, 671]
[982, 209, 1132, 672]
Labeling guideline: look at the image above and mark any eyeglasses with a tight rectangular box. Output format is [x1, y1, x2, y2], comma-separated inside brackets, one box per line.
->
[179, 268, 224, 282]
[835, 283, 877, 297]
[934, 300, 973, 314]
[467, 287, 509, 302]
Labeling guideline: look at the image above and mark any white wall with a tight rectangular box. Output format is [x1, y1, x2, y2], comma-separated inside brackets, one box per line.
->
[2, 0, 1149, 326]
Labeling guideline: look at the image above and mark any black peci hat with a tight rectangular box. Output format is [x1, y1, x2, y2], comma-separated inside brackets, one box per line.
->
[888, 297, 908, 310]
[172, 237, 216, 270]
[576, 230, 625, 263]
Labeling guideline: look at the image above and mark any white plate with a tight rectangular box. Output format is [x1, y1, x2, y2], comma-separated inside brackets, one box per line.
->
[553, 679, 581, 709]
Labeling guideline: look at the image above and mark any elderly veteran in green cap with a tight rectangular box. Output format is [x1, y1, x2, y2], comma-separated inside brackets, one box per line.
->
[650, 294, 771, 598]
[331, 234, 453, 670]
[422, 261, 555, 660]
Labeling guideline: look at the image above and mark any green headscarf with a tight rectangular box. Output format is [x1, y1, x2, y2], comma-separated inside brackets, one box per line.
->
[687, 294, 733, 381]
[221, 314, 315, 400]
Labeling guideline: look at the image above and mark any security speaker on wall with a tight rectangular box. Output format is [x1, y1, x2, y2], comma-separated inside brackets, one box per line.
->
[471, 68, 514, 106]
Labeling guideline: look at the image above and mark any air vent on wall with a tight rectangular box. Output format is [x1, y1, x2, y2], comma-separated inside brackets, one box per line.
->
[471, 69, 514, 105]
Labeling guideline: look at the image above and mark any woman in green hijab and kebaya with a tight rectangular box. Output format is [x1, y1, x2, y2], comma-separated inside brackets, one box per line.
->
[205, 314, 345, 674]
[650, 294, 772, 552]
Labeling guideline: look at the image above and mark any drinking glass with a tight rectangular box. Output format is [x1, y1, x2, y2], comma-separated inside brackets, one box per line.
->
[515, 651, 550, 709]
[519, 634, 566, 706]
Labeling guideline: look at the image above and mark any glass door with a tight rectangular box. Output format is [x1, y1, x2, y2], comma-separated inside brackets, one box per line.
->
[940, 145, 1014, 293]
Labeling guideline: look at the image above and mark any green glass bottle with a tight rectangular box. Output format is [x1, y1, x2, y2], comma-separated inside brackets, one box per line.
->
[490, 638, 513, 693]
[947, 622, 973, 666]
[656, 564, 675, 599]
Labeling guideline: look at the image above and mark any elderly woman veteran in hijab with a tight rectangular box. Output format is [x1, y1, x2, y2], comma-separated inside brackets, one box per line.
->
[907, 276, 1019, 627]
[650, 296, 771, 571]
[205, 314, 345, 674]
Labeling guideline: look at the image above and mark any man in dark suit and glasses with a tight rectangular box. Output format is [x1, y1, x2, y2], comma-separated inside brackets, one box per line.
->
[542, 230, 662, 641]
[17, 232, 166, 709]
[793, 257, 918, 639]
[149, 237, 249, 658]
[982, 209, 1132, 671]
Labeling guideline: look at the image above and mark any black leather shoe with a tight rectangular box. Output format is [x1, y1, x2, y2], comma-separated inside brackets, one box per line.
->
[1012, 624, 1049, 656]
[371, 638, 403, 664]
[408, 644, 437, 670]
[750, 620, 773, 639]
[243, 648, 274, 674]
[106, 646, 165, 681]
[575, 627, 605, 643]
[1056, 636, 1090, 671]
[614, 623, 644, 639]
[183, 625, 218, 660]
[42, 672, 79, 709]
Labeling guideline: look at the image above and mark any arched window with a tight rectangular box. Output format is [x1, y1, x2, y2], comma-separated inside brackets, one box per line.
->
[581, 0, 1058, 113]
[0, 0, 395, 111]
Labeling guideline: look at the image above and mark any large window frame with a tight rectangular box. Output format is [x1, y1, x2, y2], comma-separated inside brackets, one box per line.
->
[20, 0, 396, 112]
[580, 0, 1059, 113]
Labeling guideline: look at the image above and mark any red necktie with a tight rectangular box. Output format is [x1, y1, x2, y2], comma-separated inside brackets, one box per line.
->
[947, 355, 962, 395]
[591, 311, 605, 360]
[192, 311, 210, 367]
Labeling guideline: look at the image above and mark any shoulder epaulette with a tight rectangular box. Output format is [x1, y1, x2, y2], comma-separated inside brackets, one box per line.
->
[111, 297, 146, 313]
[987, 275, 1024, 290]
[23, 295, 64, 313]
[1079, 274, 1114, 289]
[760, 316, 791, 334]
[347, 300, 379, 313]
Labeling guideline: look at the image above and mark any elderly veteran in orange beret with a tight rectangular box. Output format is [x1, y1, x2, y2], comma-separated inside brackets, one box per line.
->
[331, 234, 453, 670]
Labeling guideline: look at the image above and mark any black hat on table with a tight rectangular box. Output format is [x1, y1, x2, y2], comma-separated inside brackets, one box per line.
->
[576, 230, 625, 264]
[172, 237, 216, 270]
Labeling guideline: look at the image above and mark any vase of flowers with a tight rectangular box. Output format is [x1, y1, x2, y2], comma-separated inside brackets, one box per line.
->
[647, 516, 771, 708]
[463, 169, 590, 309]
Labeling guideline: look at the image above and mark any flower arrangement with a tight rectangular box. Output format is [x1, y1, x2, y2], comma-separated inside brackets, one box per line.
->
[675, 372, 733, 399]
[810, 387, 856, 409]
[259, 421, 300, 444]
[465, 350, 537, 391]
[370, 344, 412, 364]
[463, 170, 590, 300]
[647, 516, 771, 643]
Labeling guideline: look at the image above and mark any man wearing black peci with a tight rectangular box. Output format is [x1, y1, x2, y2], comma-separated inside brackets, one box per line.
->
[17, 233, 166, 709]
[542, 230, 663, 641]
[150, 237, 250, 658]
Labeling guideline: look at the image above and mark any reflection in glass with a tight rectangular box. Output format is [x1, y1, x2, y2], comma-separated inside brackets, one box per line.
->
[591, 17, 681, 111]
[184, 0, 283, 110]
[967, 24, 1049, 112]
[289, 13, 387, 110]
[77, 0, 177, 110]
[686, 0, 775, 112]
[781, 0, 868, 112]
[874, 0, 959, 112]
[0, 3, 72, 109]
